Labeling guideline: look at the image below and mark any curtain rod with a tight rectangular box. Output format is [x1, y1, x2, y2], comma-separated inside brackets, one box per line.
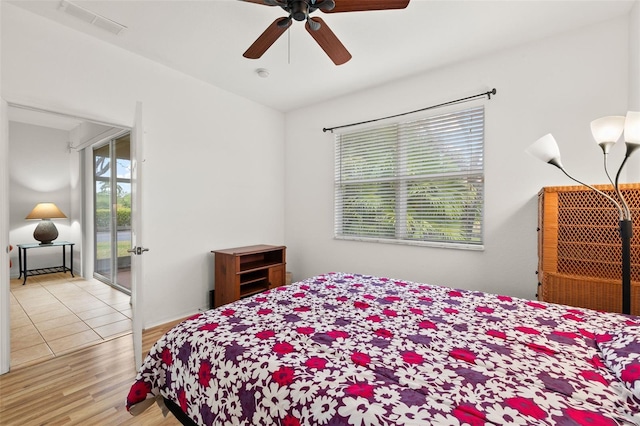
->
[322, 88, 497, 133]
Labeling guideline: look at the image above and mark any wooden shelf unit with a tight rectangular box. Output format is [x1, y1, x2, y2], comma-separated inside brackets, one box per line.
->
[537, 184, 640, 315]
[212, 245, 286, 308]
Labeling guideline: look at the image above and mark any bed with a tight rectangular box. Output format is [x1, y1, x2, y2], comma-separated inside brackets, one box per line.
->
[126, 272, 640, 425]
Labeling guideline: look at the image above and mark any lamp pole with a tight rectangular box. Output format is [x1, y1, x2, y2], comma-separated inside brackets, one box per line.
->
[614, 150, 636, 316]
[620, 219, 632, 315]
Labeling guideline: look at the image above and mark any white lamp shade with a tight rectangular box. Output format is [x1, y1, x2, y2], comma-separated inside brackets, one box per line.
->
[526, 133, 562, 163]
[625, 111, 640, 144]
[590, 116, 625, 144]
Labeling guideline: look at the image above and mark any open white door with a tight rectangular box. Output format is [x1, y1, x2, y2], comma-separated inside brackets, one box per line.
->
[1, 99, 10, 375]
[130, 102, 146, 369]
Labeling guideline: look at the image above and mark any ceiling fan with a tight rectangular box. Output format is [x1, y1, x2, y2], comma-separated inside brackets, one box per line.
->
[241, 0, 410, 65]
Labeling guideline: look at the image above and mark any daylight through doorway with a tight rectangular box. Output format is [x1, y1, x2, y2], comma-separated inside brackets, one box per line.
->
[93, 133, 132, 294]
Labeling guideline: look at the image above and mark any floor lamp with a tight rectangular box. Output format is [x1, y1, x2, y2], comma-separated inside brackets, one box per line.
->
[526, 111, 640, 315]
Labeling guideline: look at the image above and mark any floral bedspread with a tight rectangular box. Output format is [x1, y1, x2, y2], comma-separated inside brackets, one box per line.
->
[127, 273, 640, 425]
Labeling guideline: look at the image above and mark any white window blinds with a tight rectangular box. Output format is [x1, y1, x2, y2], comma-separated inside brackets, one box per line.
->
[334, 105, 484, 248]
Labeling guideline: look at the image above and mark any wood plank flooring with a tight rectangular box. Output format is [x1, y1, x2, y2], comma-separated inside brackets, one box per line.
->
[0, 318, 187, 425]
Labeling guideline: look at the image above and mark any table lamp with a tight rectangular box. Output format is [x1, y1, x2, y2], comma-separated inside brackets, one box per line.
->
[25, 202, 67, 245]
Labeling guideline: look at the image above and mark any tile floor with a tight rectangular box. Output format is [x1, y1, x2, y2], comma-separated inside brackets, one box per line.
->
[10, 272, 132, 369]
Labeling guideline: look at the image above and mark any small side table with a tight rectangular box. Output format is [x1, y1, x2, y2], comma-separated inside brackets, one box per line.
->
[17, 241, 75, 285]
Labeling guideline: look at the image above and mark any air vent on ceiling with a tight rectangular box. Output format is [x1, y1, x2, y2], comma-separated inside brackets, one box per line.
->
[58, 0, 127, 36]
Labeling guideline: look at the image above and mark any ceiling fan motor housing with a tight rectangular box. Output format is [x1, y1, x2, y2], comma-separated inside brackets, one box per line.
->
[290, 1, 309, 21]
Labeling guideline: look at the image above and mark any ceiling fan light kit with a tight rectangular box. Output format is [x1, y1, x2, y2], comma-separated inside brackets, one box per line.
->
[242, 0, 410, 65]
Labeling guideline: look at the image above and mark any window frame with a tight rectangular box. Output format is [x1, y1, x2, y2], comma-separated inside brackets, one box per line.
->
[334, 104, 485, 251]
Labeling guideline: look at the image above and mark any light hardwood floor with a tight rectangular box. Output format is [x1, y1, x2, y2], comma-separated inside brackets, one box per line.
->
[0, 311, 187, 425]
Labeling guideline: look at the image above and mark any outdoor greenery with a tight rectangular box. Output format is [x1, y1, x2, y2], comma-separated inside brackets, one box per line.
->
[404, 179, 482, 242]
[95, 181, 132, 229]
[340, 178, 483, 243]
[95, 190, 131, 259]
[95, 207, 131, 229]
[96, 240, 131, 259]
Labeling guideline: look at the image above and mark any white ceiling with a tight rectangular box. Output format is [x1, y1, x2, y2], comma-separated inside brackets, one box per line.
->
[7, 0, 636, 113]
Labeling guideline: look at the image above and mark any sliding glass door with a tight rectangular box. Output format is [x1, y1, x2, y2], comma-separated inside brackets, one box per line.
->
[93, 133, 132, 294]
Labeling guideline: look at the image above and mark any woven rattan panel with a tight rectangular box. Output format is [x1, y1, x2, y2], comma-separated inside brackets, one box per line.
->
[556, 187, 640, 281]
[542, 272, 640, 315]
[538, 184, 640, 314]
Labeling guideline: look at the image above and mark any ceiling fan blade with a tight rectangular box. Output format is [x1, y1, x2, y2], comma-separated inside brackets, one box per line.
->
[305, 17, 351, 65]
[325, 0, 409, 13]
[243, 18, 292, 59]
[238, 0, 279, 6]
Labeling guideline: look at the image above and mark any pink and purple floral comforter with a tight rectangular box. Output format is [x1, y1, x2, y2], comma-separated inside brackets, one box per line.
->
[127, 273, 640, 425]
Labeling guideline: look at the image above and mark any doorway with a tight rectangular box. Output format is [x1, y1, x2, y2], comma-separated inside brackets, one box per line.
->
[2, 102, 143, 373]
[93, 133, 132, 294]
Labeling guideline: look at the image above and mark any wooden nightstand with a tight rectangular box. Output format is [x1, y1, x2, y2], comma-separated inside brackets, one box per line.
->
[212, 245, 286, 308]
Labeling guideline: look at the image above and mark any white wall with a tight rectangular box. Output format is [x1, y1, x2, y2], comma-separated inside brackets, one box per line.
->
[626, 2, 640, 193]
[2, 4, 286, 327]
[284, 16, 631, 300]
[631, 1, 640, 111]
[8, 122, 74, 276]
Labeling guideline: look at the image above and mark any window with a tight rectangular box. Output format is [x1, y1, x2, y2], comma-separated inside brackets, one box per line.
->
[334, 106, 484, 248]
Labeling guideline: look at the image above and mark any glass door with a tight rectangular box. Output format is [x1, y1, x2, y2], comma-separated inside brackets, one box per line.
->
[93, 133, 132, 294]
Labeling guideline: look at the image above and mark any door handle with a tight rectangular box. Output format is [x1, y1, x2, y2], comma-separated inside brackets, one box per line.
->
[127, 246, 150, 255]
